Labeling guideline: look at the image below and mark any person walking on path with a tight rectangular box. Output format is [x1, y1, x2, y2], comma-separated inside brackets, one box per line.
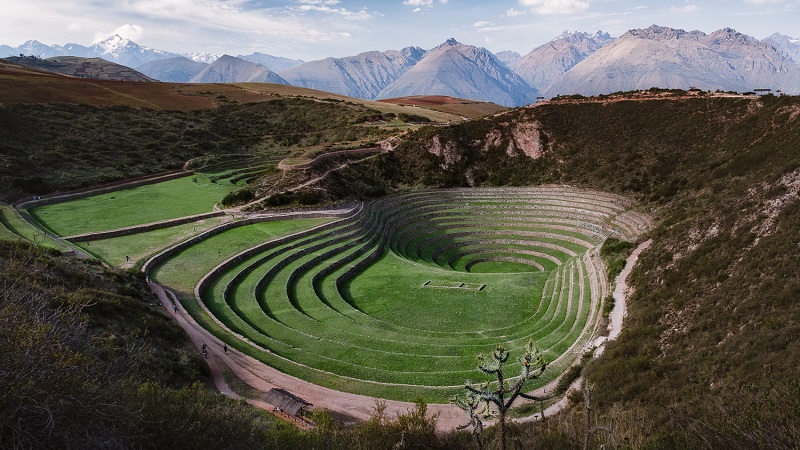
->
[223, 344, 228, 354]
[172, 303, 178, 313]
[202, 343, 208, 359]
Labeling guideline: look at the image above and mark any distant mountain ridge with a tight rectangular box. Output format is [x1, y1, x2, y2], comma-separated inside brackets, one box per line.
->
[279, 46, 426, 100]
[189, 55, 289, 84]
[543, 25, 800, 97]
[376, 39, 537, 107]
[137, 56, 208, 83]
[3, 26, 800, 104]
[511, 30, 613, 91]
[764, 32, 800, 63]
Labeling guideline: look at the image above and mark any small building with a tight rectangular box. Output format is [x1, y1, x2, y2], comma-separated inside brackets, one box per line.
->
[263, 388, 312, 419]
[754, 88, 772, 96]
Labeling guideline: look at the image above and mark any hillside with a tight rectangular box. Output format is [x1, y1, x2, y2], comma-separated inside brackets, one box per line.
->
[3, 55, 156, 81]
[330, 92, 800, 447]
[0, 67, 507, 202]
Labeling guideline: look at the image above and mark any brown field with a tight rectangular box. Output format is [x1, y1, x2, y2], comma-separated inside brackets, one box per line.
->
[0, 62, 497, 120]
[378, 95, 508, 118]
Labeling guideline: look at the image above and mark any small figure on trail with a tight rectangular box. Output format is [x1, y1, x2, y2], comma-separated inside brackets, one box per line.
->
[126, 255, 130, 262]
[223, 344, 228, 354]
[172, 303, 178, 313]
[202, 343, 208, 359]
[146, 274, 150, 282]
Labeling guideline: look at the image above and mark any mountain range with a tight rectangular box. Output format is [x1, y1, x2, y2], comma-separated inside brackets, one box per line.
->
[3, 26, 800, 106]
[543, 26, 800, 98]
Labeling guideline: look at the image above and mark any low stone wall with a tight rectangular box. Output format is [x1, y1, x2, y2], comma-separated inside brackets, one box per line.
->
[194, 204, 365, 304]
[143, 205, 360, 277]
[15, 169, 189, 209]
[67, 211, 227, 242]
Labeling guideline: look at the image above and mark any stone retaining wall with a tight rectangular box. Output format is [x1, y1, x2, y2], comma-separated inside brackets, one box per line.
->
[67, 211, 227, 242]
[15, 170, 189, 209]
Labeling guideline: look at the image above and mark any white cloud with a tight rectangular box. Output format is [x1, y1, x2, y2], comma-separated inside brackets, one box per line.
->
[473, 20, 494, 27]
[298, 4, 371, 20]
[519, 0, 589, 14]
[94, 24, 145, 43]
[403, 0, 433, 5]
[67, 23, 82, 31]
[670, 4, 699, 12]
[504, 7, 527, 17]
[744, 0, 786, 3]
[412, 7, 422, 12]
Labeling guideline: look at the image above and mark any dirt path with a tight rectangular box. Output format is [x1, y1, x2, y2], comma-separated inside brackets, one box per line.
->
[515, 239, 652, 422]
[147, 281, 466, 430]
[597, 239, 652, 354]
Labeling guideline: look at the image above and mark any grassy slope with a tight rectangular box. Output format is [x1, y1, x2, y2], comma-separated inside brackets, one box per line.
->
[0, 239, 319, 449]
[0, 203, 70, 251]
[31, 173, 239, 236]
[77, 215, 231, 268]
[354, 94, 800, 447]
[151, 219, 333, 294]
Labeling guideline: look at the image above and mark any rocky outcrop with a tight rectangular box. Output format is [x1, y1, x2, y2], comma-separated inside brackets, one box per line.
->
[508, 121, 547, 159]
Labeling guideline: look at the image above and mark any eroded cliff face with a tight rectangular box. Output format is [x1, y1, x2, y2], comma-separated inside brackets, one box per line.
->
[508, 121, 547, 159]
[424, 116, 550, 170]
[428, 135, 461, 167]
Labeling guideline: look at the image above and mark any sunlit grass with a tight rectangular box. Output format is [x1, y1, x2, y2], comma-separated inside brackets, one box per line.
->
[29, 173, 241, 236]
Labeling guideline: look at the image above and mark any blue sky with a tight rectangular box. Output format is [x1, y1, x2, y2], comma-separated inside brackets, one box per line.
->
[2, 0, 799, 60]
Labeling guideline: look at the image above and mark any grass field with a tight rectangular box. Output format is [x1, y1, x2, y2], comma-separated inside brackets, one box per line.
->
[0, 203, 70, 250]
[77, 215, 233, 268]
[151, 218, 334, 294]
[29, 173, 241, 236]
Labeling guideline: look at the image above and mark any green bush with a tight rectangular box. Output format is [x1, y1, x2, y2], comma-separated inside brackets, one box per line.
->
[221, 188, 255, 206]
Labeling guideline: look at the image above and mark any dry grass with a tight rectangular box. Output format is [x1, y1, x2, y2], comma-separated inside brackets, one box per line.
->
[0, 62, 495, 123]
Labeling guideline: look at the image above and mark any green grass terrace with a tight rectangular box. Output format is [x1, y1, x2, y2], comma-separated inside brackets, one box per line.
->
[145, 186, 651, 402]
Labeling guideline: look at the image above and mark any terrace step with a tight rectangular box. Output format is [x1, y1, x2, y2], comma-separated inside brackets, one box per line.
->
[150, 186, 652, 396]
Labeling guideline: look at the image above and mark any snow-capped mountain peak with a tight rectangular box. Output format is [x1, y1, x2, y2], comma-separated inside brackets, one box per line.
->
[86, 34, 177, 68]
[183, 52, 222, 64]
[91, 34, 130, 51]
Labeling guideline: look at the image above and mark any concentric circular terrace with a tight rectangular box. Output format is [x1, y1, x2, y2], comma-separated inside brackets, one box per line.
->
[146, 186, 651, 401]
